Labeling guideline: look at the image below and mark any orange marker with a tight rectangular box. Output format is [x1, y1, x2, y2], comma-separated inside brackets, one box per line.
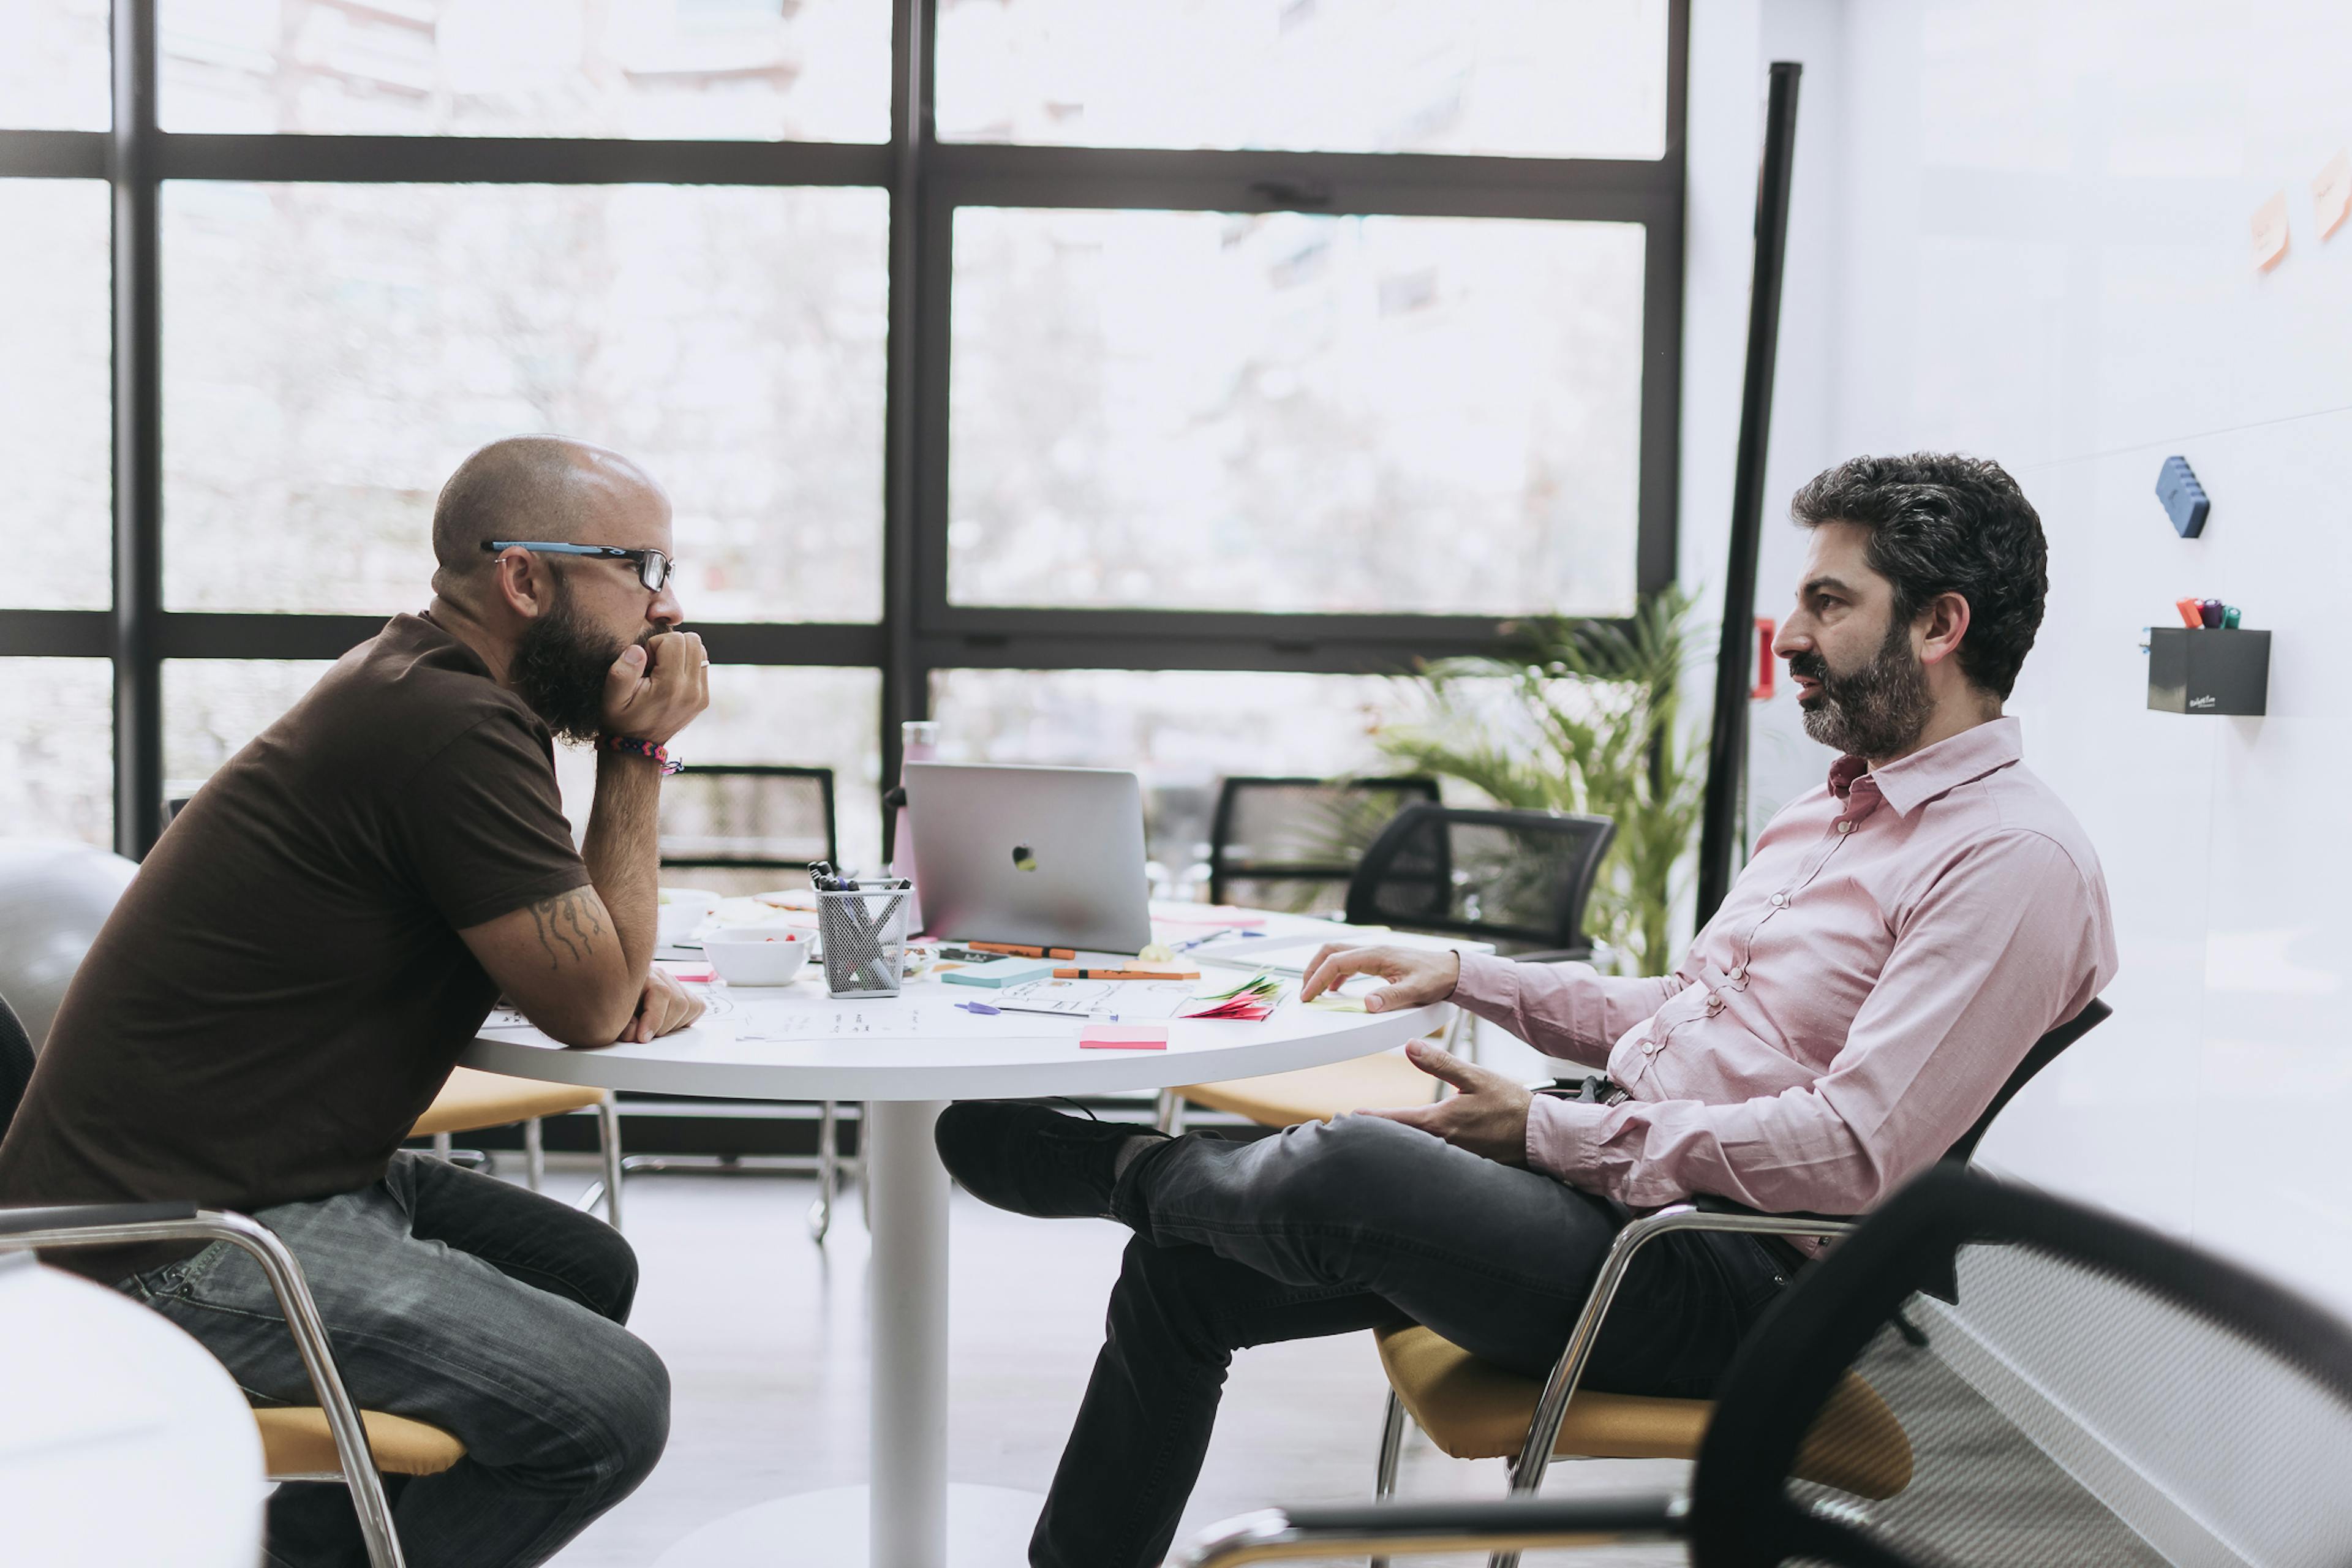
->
[1053, 968, 1200, 981]
[2174, 597, 2206, 629]
[970, 941, 1077, 959]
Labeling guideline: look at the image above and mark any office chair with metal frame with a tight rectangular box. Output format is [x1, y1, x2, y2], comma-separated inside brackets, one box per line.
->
[0, 993, 451, 1568]
[1176, 1148, 2352, 1568]
[1366, 997, 2113, 1568]
[606, 763, 864, 1241]
[1205, 775, 1441, 915]
[1161, 805, 1617, 1136]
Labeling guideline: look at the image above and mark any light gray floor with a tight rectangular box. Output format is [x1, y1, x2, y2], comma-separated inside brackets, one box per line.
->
[521, 1159, 1687, 1568]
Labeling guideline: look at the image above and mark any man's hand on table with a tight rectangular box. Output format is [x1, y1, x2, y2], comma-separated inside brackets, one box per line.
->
[1299, 944, 1462, 1013]
[1360, 1042, 1532, 1167]
[620, 966, 705, 1044]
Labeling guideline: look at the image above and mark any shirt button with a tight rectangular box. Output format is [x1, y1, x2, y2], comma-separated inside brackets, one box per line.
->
[1770, 892, 1788, 907]
[1706, 994, 1725, 1014]
[1837, 820, 1855, 834]
[1728, 965, 1746, 981]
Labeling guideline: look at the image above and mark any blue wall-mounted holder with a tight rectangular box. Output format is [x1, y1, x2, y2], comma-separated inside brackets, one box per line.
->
[2157, 455, 2209, 538]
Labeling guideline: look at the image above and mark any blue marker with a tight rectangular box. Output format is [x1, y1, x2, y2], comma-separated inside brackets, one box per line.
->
[956, 1000, 1001, 1016]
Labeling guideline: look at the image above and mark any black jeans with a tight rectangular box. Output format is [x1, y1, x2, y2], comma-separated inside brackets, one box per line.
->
[1033, 1114, 1791, 1568]
[119, 1152, 670, 1568]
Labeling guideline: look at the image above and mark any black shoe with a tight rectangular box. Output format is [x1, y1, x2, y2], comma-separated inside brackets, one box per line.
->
[935, 1101, 1169, 1219]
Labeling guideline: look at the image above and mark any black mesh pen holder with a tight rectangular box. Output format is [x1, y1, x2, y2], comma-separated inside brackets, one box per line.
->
[818, 880, 912, 998]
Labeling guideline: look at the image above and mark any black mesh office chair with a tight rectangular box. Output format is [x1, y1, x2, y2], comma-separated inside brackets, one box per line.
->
[1175, 1157, 2352, 1566]
[657, 764, 838, 896]
[1207, 776, 1441, 916]
[616, 764, 859, 1242]
[1346, 803, 1618, 961]
[1368, 999, 2113, 1568]
[0, 989, 448, 1568]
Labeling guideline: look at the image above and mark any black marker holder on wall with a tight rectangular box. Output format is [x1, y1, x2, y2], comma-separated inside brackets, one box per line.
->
[2148, 628, 2269, 715]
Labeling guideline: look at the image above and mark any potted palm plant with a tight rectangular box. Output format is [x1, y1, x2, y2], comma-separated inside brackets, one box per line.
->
[1374, 586, 1709, 975]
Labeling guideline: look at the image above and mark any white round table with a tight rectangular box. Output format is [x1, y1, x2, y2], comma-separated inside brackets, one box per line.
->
[462, 962, 1441, 1568]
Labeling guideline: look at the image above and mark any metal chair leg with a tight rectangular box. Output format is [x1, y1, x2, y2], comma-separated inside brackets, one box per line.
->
[522, 1117, 545, 1192]
[809, 1100, 838, 1243]
[430, 1131, 451, 1160]
[597, 1096, 624, 1231]
[1156, 1088, 1188, 1134]
[1370, 1389, 1409, 1568]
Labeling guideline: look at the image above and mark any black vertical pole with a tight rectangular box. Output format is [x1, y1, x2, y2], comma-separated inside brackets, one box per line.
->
[111, 0, 164, 859]
[878, 0, 930, 854]
[1694, 62, 1802, 927]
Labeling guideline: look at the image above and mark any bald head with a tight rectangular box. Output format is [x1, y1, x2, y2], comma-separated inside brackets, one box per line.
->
[431, 435, 668, 602]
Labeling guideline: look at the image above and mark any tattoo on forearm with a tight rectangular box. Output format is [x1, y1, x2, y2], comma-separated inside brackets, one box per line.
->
[527, 889, 606, 971]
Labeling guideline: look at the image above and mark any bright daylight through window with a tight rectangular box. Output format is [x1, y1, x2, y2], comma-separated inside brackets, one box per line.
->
[1, 0, 1680, 861]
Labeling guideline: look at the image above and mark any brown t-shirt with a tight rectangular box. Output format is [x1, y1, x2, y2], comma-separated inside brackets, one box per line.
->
[0, 614, 588, 1280]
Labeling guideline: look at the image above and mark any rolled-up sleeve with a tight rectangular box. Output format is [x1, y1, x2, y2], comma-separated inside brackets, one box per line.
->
[1449, 952, 1683, 1069]
[1520, 832, 2109, 1212]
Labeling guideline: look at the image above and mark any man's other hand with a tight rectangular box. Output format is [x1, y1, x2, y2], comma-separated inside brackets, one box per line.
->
[623, 966, 706, 1044]
[1360, 1041, 1532, 1166]
[1298, 943, 1461, 1013]
[601, 629, 710, 744]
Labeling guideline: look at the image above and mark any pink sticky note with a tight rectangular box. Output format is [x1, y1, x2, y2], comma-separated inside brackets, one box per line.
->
[2315, 150, 2351, 241]
[657, 960, 718, 983]
[2251, 191, 2290, 271]
[1080, 1025, 1169, 1050]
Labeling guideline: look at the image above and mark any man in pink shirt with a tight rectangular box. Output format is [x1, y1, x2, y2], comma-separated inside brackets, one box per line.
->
[936, 453, 2117, 1568]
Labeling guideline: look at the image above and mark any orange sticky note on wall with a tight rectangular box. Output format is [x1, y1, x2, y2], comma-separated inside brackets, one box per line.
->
[2250, 192, 2290, 271]
[2315, 151, 2351, 241]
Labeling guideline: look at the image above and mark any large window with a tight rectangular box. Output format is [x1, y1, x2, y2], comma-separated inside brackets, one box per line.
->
[2, 0, 1686, 864]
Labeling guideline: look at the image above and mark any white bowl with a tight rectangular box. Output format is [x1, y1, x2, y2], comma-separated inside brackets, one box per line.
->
[703, 929, 812, 987]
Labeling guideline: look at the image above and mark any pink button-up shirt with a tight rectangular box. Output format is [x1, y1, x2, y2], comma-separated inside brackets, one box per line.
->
[1450, 717, 2116, 1216]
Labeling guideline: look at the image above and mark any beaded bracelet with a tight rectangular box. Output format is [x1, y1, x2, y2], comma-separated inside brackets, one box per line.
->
[600, 734, 683, 775]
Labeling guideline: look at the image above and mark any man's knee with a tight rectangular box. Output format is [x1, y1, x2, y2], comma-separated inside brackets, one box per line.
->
[1248, 1113, 1436, 1223]
[562, 1211, 641, 1325]
[559, 1321, 671, 1497]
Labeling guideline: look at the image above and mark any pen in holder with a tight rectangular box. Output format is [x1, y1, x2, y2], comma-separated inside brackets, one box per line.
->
[818, 879, 913, 998]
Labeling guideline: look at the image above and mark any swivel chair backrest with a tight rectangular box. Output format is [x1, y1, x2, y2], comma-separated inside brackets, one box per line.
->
[1345, 804, 1615, 959]
[1208, 775, 1441, 915]
[1689, 1164, 2352, 1568]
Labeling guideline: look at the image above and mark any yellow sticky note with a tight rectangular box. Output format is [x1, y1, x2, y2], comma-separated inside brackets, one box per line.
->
[2315, 151, 2351, 241]
[2251, 192, 2290, 271]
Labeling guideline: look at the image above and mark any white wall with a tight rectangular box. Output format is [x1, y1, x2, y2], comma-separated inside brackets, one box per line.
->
[1684, 0, 2352, 1314]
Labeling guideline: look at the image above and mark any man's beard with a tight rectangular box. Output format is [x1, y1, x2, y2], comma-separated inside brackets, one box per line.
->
[510, 578, 630, 744]
[1787, 615, 1934, 760]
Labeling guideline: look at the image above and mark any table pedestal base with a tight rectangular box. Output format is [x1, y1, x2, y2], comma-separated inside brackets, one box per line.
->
[647, 1482, 1044, 1567]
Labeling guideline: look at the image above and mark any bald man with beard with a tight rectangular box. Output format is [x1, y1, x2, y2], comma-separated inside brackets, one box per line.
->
[0, 437, 709, 1567]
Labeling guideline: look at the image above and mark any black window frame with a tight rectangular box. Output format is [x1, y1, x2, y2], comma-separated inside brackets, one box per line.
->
[0, 0, 1689, 861]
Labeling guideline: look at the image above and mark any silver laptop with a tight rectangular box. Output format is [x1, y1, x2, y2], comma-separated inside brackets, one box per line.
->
[903, 763, 1153, 954]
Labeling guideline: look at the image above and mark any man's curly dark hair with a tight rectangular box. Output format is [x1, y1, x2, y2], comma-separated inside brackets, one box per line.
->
[1788, 452, 2048, 700]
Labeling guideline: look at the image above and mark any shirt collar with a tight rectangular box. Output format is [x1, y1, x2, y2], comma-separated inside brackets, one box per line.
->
[1827, 716, 2024, 817]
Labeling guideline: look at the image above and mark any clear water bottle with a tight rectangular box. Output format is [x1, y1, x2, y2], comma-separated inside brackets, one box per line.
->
[888, 720, 938, 932]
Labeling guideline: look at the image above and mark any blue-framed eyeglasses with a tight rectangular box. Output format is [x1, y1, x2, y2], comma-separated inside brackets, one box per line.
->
[483, 540, 675, 594]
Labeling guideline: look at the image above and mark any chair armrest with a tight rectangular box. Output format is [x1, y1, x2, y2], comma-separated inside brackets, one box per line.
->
[0, 1200, 201, 1237]
[0, 1204, 399, 1558]
[1165, 1493, 1684, 1567]
[1506, 1200, 1861, 1482]
[1690, 1191, 1860, 1229]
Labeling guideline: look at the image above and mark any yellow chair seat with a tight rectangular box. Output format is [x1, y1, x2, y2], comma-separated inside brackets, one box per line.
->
[1178, 1050, 1437, 1128]
[409, 1066, 606, 1139]
[255, 1406, 467, 1479]
[1374, 1323, 1913, 1500]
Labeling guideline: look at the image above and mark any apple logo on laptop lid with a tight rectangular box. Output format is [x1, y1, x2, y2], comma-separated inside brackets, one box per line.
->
[1012, 844, 1039, 872]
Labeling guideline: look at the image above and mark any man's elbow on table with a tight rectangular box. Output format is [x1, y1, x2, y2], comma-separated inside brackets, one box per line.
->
[461, 886, 643, 1049]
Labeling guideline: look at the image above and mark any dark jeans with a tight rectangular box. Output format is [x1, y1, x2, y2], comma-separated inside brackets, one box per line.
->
[1034, 1114, 1791, 1568]
[118, 1151, 670, 1568]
